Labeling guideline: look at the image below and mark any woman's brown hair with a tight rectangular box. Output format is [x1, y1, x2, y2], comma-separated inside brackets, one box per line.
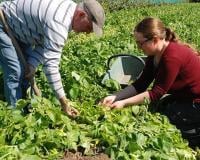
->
[134, 17, 199, 54]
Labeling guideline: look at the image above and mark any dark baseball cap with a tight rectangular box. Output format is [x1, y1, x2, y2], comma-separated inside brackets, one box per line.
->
[80, 0, 105, 36]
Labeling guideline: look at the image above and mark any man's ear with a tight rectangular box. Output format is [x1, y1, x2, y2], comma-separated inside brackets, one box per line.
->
[77, 10, 86, 19]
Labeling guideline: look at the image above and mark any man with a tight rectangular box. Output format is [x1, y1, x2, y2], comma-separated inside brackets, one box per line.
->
[0, 0, 105, 117]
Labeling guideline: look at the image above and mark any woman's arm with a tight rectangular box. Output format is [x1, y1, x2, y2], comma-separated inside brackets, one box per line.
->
[111, 91, 150, 109]
[101, 57, 154, 108]
[101, 85, 137, 107]
[114, 85, 138, 101]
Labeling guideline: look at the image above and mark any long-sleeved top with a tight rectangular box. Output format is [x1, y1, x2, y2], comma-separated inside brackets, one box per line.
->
[133, 42, 200, 103]
[0, 0, 77, 99]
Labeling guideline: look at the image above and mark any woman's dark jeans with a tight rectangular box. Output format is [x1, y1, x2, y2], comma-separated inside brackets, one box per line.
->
[151, 95, 200, 148]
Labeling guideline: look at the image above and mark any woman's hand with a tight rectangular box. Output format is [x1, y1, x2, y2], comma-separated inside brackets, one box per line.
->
[99, 95, 126, 109]
[111, 100, 126, 109]
[99, 95, 116, 107]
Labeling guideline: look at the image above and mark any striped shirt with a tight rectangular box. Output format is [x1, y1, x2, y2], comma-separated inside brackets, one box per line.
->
[1, 0, 77, 99]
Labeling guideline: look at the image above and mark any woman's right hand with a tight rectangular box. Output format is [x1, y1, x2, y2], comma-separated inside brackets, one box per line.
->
[99, 95, 116, 107]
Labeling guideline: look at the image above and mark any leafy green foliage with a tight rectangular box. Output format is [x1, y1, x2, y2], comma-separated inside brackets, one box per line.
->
[0, 98, 197, 159]
[0, 3, 200, 160]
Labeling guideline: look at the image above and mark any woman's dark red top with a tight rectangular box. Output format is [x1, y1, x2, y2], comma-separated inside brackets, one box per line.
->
[133, 42, 200, 103]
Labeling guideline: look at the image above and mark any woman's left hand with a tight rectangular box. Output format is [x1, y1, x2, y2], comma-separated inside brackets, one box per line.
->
[111, 100, 126, 109]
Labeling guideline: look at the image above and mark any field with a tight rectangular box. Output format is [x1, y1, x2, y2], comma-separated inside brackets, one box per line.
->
[0, 2, 200, 160]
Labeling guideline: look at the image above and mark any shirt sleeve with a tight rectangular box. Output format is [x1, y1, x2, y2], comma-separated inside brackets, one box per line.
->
[28, 19, 69, 99]
[133, 57, 155, 93]
[42, 48, 65, 99]
[42, 20, 69, 99]
[148, 54, 182, 101]
[27, 44, 65, 99]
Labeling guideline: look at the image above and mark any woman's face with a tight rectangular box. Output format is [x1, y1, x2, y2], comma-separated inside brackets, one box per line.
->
[134, 31, 157, 56]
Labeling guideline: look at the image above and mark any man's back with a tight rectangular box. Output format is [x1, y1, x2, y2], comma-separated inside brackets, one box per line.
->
[1, 0, 76, 46]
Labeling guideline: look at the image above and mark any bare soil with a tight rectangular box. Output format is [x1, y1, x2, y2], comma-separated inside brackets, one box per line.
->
[62, 151, 110, 160]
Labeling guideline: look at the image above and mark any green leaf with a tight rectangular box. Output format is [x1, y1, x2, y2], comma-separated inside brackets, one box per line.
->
[46, 110, 56, 122]
[71, 71, 80, 81]
[69, 84, 80, 99]
[131, 106, 140, 116]
[136, 133, 147, 148]
[21, 154, 41, 160]
[16, 99, 29, 110]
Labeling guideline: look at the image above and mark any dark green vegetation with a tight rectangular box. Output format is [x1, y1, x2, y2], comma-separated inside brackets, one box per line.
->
[0, 3, 200, 160]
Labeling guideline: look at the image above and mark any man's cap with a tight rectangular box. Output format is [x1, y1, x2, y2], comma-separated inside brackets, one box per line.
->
[82, 0, 105, 36]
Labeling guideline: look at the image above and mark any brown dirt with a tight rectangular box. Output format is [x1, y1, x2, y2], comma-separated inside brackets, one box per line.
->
[62, 151, 110, 160]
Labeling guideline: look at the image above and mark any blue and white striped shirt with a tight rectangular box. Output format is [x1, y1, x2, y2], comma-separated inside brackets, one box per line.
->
[1, 0, 77, 99]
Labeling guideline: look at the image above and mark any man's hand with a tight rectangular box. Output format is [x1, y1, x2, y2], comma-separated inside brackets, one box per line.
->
[62, 104, 79, 118]
[25, 63, 36, 81]
[59, 97, 79, 118]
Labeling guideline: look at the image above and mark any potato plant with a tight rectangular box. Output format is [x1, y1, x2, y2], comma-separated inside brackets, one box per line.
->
[0, 2, 200, 160]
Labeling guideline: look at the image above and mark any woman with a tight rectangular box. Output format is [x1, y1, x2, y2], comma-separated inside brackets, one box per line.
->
[101, 17, 200, 148]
